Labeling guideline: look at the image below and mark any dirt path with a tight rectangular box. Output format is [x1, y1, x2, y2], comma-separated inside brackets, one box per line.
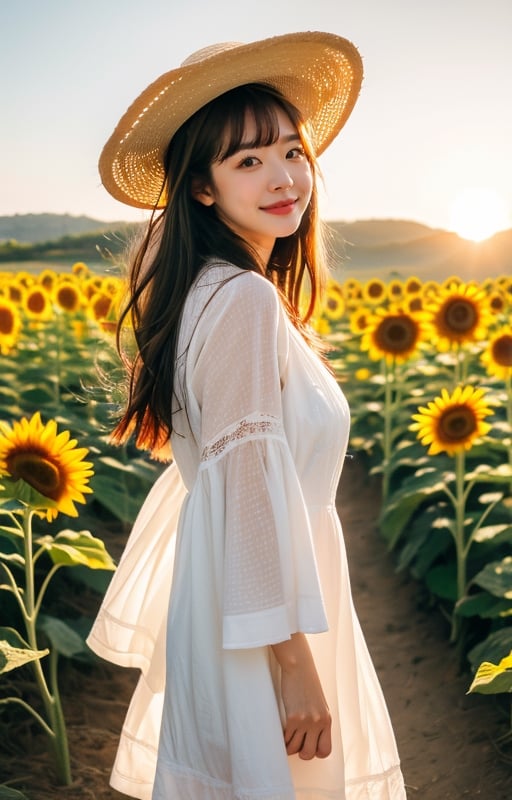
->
[1, 460, 511, 798]
[338, 456, 512, 800]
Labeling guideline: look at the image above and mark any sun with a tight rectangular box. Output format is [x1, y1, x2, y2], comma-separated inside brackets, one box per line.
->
[449, 187, 510, 242]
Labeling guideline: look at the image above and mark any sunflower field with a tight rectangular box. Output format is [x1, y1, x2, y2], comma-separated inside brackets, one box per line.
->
[315, 272, 512, 724]
[0, 263, 166, 787]
[0, 260, 511, 787]
[0, 263, 164, 527]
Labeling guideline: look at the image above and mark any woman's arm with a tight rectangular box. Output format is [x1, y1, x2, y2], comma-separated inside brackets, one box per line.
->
[271, 633, 332, 760]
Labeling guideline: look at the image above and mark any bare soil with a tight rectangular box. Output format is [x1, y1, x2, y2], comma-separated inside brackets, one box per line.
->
[1, 459, 511, 799]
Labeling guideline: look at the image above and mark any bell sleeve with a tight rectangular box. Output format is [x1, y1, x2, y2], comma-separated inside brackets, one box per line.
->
[86, 461, 187, 691]
[187, 270, 328, 649]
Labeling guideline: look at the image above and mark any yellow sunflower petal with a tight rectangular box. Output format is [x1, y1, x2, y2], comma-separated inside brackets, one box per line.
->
[0, 413, 94, 518]
[410, 385, 494, 456]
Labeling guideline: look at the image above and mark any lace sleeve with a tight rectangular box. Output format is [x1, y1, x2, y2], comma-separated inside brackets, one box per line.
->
[187, 272, 327, 648]
[190, 271, 287, 450]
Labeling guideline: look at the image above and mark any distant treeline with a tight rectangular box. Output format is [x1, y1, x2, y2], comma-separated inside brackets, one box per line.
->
[0, 225, 141, 264]
[0, 213, 130, 244]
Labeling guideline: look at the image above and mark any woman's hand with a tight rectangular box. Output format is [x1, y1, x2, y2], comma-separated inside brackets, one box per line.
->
[271, 633, 332, 760]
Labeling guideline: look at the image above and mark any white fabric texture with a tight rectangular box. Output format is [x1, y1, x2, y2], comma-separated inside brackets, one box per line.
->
[87, 263, 406, 800]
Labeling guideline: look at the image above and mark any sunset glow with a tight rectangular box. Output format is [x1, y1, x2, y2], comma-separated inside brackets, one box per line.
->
[449, 188, 510, 242]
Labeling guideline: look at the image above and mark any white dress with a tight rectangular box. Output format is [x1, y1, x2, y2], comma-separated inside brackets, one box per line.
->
[87, 263, 406, 800]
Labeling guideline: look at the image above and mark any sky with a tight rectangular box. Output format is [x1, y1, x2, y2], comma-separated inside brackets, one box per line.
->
[2, 0, 512, 237]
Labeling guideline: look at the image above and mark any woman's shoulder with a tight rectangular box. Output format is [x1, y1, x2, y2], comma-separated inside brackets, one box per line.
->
[179, 262, 282, 349]
[194, 260, 280, 311]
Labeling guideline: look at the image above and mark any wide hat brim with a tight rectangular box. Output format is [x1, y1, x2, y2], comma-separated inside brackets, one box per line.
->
[99, 31, 363, 209]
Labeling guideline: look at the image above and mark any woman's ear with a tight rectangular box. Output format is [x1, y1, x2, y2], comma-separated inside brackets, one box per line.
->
[191, 178, 215, 207]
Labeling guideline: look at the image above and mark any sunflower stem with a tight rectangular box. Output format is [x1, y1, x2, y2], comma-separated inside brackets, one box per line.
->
[453, 344, 461, 386]
[506, 374, 512, 495]
[382, 358, 394, 501]
[450, 450, 467, 643]
[21, 509, 72, 785]
[48, 646, 71, 785]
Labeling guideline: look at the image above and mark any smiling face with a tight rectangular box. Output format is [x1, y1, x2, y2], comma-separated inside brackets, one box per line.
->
[193, 106, 313, 263]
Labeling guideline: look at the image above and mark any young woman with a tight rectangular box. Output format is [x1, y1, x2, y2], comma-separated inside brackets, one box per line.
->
[88, 31, 406, 800]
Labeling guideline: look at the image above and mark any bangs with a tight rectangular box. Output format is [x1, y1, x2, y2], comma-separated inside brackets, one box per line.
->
[211, 84, 303, 163]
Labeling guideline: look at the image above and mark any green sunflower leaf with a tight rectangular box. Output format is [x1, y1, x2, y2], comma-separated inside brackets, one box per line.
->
[0, 478, 57, 512]
[472, 557, 512, 599]
[39, 530, 116, 571]
[467, 652, 512, 695]
[0, 627, 49, 674]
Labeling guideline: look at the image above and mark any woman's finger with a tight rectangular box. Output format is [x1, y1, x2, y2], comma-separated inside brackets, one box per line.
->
[315, 725, 332, 758]
[284, 728, 306, 755]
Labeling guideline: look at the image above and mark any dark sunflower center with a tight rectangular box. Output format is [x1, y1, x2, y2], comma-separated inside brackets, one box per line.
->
[438, 405, 477, 442]
[9, 287, 22, 302]
[490, 295, 504, 312]
[326, 297, 339, 311]
[58, 287, 79, 310]
[443, 299, 477, 333]
[0, 308, 15, 335]
[492, 334, 512, 367]
[28, 292, 46, 314]
[376, 315, 418, 353]
[93, 295, 112, 320]
[368, 283, 384, 299]
[7, 452, 61, 500]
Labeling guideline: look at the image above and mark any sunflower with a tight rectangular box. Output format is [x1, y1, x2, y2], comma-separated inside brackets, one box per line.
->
[342, 278, 363, 309]
[350, 308, 372, 335]
[421, 280, 440, 301]
[100, 276, 123, 297]
[481, 328, 512, 380]
[0, 412, 94, 521]
[404, 276, 422, 295]
[6, 280, 24, 304]
[496, 275, 512, 297]
[23, 285, 54, 320]
[83, 277, 103, 300]
[88, 291, 113, 322]
[54, 280, 83, 313]
[16, 271, 34, 288]
[487, 290, 506, 316]
[386, 279, 405, 302]
[360, 305, 426, 364]
[0, 297, 22, 354]
[323, 286, 345, 321]
[410, 385, 493, 456]
[424, 281, 492, 351]
[404, 295, 424, 314]
[442, 275, 463, 288]
[71, 261, 90, 278]
[38, 269, 58, 292]
[362, 278, 386, 305]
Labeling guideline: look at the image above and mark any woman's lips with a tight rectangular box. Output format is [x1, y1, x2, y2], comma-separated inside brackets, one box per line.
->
[261, 199, 297, 215]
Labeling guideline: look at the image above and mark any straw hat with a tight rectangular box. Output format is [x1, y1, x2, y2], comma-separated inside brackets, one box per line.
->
[99, 31, 363, 209]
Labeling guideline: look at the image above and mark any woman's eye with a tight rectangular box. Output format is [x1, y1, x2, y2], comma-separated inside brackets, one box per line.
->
[287, 147, 305, 159]
[239, 156, 259, 168]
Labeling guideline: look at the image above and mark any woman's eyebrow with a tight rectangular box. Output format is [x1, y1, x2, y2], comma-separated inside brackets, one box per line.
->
[237, 133, 301, 150]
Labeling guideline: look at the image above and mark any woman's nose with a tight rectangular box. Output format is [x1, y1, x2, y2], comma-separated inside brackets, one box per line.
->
[268, 163, 293, 191]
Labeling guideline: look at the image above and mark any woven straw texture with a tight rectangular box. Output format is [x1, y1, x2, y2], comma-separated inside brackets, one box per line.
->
[99, 31, 363, 209]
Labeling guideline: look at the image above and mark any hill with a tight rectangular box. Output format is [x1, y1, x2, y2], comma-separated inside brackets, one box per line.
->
[0, 214, 511, 281]
[0, 213, 129, 244]
[328, 219, 512, 282]
[0, 214, 139, 267]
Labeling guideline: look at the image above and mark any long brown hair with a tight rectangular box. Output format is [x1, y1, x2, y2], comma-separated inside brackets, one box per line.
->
[111, 83, 329, 453]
